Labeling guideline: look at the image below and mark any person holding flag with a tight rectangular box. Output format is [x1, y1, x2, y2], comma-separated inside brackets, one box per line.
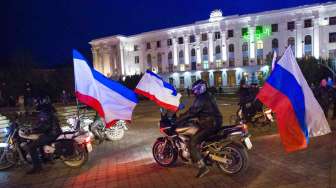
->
[257, 47, 331, 152]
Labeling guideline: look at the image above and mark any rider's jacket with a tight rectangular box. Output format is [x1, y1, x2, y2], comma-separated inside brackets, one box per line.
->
[32, 103, 62, 137]
[178, 92, 222, 129]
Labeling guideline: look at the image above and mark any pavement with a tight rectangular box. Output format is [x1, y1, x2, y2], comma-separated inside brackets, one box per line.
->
[0, 99, 335, 188]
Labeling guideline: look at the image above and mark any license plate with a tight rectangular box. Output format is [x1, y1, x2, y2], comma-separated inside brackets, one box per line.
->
[244, 137, 253, 150]
[86, 143, 93, 152]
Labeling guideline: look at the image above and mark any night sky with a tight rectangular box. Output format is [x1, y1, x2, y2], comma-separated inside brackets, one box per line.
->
[1, 0, 332, 68]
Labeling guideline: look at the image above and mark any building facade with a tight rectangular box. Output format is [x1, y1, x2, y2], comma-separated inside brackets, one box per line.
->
[90, 2, 336, 89]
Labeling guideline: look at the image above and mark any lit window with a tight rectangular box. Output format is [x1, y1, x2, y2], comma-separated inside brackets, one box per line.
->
[256, 41, 263, 49]
[203, 61, 209, 69]
[180, 64, 185, 71]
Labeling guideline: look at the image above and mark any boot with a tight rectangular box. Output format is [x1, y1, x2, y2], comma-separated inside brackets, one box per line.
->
[196, 160, 209, 178]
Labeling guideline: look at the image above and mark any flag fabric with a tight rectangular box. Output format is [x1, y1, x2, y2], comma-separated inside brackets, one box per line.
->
[73, 50, 138, 128]
[135, 70, 181, 111]
[257, 47, 331, 152]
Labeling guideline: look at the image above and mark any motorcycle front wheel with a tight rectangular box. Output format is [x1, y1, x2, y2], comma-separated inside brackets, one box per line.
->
[105, 126, 125, 141]
[216, 143, 249, 176]
[152, 139, 178, 167]
[63, 144, 88, 168]
[0, 147, 17, 170]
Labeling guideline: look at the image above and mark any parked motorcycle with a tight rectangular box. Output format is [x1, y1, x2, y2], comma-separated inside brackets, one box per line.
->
[0, 117, 92, 170]
[152, 108, 252, 176]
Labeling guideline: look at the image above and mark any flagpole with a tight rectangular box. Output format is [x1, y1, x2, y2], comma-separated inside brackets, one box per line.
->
[72, 50, 80, 120]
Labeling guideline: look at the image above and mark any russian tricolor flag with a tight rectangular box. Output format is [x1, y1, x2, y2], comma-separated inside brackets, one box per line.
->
[73, 50, 138, 128]
[257, 47, 331, 152]
[135, 70, 181, 112]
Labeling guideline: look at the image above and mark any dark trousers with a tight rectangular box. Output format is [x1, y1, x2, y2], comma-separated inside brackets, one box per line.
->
[28, 135, 56, 168]
[321, 104, 329, 119]
[190, 127, 218, 162]
[333, 101, 336, 118]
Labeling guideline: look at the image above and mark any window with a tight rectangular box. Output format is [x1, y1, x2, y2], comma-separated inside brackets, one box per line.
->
[215, 45, 221, 54]
[330, 16, 336, 25]
[134, 56, 139, 64]
[167, 39, 172, 46]
[147, 54, 152, 67]
[329, 32, 336, 43]
[228, 30, 234, 38]
[189, 35, 195, 43]
[191, 75, 197, 84]
[202, 47, 208, 55]
[168, 51, 173, 60]
[241, 28, 248, 36]
[146, 42, 151, 49]
[229, 44, 234, 52]
[156, 41, 161, 48]
[203, 61, 209, 69]
[179, 50, 184, 64]
[287, 21, 295, 30]
[134, 45, 138, 51]
[304, 35, 312, 45]
[169, 78, 174, 85]
[180, 64, 185, 72]
[271, 24, 278, 32]
[288, 37, 295, 47]
[157, 53, 162, 63]
[191, 48, 196, 57]
[304, 19, 313, 28]
[179, 76, 185, 89]
[201, 33, 208, 41]
[242, 42, 248, 51]
[214, 32, 221, 40]
[272, 38, 279, 49]
[178, 37, 184, 44]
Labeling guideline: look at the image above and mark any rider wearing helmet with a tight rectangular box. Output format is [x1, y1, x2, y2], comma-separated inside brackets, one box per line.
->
[26, 96, 62, 174]
[177, 79, 222, 178]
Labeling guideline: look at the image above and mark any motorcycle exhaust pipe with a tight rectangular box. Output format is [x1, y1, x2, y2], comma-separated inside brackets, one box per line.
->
[209, 154, 229, 164]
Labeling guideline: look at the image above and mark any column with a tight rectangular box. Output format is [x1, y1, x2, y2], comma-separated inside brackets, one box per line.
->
[196, 35, 202, 64]
[184, 36, 190, 65]
[91, 48, 98, 70]
[173, 38, 178, 66]
[221, 31, 227, 62]
[103, 47, 111, 76]
[296, 22, 303, 58]
[208, 32, 214, 63]
[313, 19, 320, 59]
[119, 45, 125, 75]
[249, 27, 255, 59]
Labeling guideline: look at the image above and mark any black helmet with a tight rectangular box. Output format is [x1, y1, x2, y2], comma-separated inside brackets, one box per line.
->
[192, 79, 207, 96]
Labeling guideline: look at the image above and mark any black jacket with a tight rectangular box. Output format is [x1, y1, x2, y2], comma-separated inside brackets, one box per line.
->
[32, 103, 62, 137]
[315, 86, 332, 107]
[178, 92, 222, 128]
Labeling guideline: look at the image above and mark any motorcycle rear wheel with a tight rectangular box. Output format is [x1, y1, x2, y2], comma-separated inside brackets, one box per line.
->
[0, 148, 16, 170]
[105, 126, 125, 141]
[63, 145, 88, 168]
[216, 143, 249, 176]
[152, 139, 178, 167]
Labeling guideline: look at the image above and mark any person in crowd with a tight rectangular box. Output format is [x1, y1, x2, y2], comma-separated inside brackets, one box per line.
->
[238, 79, 254, 121]
[332, 82, 336, 120]
[26, 96, 62, 174]
[24, 81, 34, 108]
[60, 90, 69, 105]
[187, 87, 190, 96]
[315, 79, 333, 118]
[177, 79, 222, 178]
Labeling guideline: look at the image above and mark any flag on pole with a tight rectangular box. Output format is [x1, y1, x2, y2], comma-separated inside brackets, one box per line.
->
[73, 50, 138, 128]
[135, 70, 181, 111]
[257, 47, 331, 152]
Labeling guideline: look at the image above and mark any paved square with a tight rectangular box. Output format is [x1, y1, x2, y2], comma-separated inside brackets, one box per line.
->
[0, 99, 335, 188]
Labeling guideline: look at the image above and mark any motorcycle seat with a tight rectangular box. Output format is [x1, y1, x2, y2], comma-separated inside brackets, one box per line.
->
[175, 125, 199, 136]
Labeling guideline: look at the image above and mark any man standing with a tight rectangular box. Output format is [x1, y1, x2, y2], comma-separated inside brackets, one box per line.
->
[315, 79, 332, 118]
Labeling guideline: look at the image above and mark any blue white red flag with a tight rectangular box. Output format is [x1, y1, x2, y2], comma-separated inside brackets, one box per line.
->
[135, 70, 181, 112]
[257, 47, 331, 152]
[73, 50, 138, 128]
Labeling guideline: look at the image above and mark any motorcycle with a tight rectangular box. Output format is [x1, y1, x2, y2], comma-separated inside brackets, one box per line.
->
[231, 100, 274, 126]
[66, 114, 128, 143]
[152, 108, 252, 176]
[0, 117, 92, 170]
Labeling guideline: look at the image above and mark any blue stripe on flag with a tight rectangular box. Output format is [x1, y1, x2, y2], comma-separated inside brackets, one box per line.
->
[146, 70, 177, 96]
[267, 64, 308, 140]
[73, 49, 138, 104]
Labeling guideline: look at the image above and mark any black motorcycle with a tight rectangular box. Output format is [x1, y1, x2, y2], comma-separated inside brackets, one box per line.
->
[0, 117, 92, 170]
[152, 108, 252, 176]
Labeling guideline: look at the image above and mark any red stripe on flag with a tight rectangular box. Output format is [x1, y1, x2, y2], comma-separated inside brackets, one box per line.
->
[257, 83, 307, 152]
[75, 91, 106, 122]
[134, 88, 178, 112]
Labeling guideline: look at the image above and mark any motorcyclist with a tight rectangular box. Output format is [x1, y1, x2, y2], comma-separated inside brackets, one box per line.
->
[238, 79, 254, 121]
[26, 96, 62, 174]
[177, 79, 223, 178]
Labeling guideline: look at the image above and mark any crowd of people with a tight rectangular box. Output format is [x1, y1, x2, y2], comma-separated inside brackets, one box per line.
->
[0, 81, 74, 110]
[313, 77, 336, 119]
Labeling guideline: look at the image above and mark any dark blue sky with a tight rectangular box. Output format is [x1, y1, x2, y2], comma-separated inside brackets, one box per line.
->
[1, 0, 332, 68]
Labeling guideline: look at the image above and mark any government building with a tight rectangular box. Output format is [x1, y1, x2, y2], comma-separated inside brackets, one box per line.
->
[89, 2, 336, 89]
